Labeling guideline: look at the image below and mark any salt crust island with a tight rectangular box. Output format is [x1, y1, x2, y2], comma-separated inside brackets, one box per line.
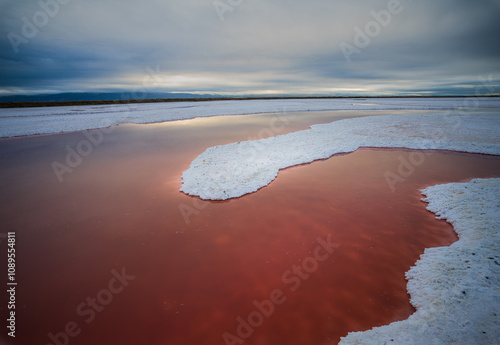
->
[180, 113, 500, 200]
[340, 178, 500, 344]
[179, 112, 500, 344]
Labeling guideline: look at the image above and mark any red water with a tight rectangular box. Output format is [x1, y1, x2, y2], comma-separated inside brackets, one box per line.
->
[0, 110, 499, 345]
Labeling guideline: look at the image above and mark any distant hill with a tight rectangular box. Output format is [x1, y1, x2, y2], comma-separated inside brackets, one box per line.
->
[1, 92, 496, 109]
[0, 92, 213, 103]
[0, 92, 336, 108]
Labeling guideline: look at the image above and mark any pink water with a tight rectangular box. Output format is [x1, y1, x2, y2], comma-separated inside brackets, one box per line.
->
[0, 110, 499, 345]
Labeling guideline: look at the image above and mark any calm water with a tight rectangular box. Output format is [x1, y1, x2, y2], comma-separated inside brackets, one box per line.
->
[0, 110, 499, 345]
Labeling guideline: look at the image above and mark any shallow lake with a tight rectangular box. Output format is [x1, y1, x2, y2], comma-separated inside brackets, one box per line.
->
[0, 110, 499, 345]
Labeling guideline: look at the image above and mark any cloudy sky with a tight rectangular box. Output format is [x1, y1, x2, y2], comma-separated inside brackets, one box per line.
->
[1, 0, 500, 97]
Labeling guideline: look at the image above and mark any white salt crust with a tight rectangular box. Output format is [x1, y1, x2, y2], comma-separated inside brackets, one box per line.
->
[2, 97, 499, 138]
[339, 178, 500, 345]
[180, 110, 500, 344]
[180, 112, 500, 200]
[4, 99, 498, 344]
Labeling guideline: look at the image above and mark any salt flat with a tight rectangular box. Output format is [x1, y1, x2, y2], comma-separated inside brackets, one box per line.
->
[2, 97, 499, 138]
[3, 97, 499, 344]
[340, 178, 500, 345]
[180, 112, 500, 200]
[175, 99, 500, 344]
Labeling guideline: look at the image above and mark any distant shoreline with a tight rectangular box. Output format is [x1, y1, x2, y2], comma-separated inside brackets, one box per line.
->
[1, 95, 500, 109]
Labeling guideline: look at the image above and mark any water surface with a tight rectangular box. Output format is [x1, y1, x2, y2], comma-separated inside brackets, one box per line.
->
[0, 110, 499, 345]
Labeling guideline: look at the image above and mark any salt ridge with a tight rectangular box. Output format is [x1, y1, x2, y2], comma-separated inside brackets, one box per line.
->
[339, 178, 500, 344]
[180, 112, 500, 200]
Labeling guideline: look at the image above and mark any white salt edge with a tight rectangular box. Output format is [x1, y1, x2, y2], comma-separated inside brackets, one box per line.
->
[2, 97, 499, 138]
[180, 112, 500, 200]
[179, 111, 500, 344]
[339, 178, 500, 345]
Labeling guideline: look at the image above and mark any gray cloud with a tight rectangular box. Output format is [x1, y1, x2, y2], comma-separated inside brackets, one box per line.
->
[1, 0, 499, 96]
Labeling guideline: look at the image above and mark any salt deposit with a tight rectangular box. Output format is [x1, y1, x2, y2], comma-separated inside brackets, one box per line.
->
[2, 97, 499, 138]
[3, 97, 499, 344]
[339, 178, 500, 344]
[180, 108, 499, 344]
[174, 103, 500, 344]
[180, 112, 500, 200]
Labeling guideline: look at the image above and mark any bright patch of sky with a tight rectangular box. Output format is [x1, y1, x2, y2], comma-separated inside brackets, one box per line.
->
[1, 0, 499, 96]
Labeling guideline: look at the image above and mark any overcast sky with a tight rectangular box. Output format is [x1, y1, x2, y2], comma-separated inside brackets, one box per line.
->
[1, 0, 500, 96]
